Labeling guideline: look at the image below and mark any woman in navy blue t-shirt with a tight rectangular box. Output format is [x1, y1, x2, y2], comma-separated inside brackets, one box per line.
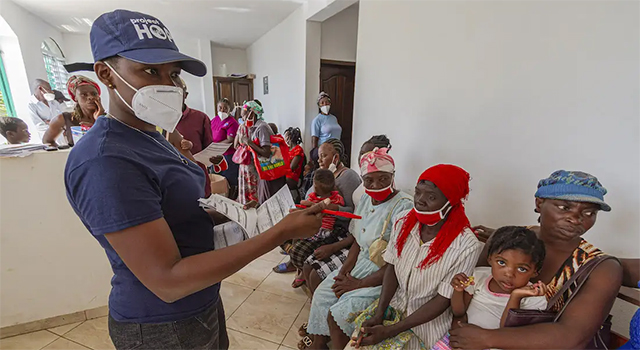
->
[65, 10, 323, 350]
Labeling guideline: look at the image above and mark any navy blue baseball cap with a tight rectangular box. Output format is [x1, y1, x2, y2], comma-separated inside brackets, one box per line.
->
[90, 9, 207, 77]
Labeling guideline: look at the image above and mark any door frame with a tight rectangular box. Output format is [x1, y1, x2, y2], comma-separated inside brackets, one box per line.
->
[320, 59, 356, 68]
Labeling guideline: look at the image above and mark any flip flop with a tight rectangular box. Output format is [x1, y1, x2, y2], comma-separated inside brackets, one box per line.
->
[298, 323, 308, 337]
[292, 278, 306, 288]
[298, 336, 313, 350]
[273, 262, 295, 273]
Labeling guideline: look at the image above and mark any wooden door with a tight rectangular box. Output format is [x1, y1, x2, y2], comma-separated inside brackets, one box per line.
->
[320, 60, 355, 164]
[213, 77, 253, 111]
[233, 80, 253, 106]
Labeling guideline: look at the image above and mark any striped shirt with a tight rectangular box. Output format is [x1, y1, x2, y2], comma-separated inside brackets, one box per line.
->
[383, 210, 482, 349]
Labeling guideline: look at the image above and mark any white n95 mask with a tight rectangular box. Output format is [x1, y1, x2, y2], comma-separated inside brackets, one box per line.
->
[105, 61, 184, 133]
[43, 92, 56, 102]
[320, 105, 330, 115]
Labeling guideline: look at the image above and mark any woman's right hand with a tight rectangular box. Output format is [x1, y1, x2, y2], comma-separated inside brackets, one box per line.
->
[276, 203, 325, 241]
[313, 245, 334, 261]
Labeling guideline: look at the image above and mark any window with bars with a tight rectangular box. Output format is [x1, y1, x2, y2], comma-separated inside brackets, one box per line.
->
[0, 53, 16, 118]
[41, 38, 69, 98]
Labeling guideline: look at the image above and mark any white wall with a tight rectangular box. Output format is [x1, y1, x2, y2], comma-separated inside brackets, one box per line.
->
[247, 7, 307, 133]
[352, 1, 640, 258]
[210, 44, 248, 77]
[0, 150, 112, 327]
[321, 3, 358, 62]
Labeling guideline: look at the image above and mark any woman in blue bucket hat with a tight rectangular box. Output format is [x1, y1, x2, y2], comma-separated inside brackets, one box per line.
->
[64, 10, 324, 350]
[449, 170, 624, 350]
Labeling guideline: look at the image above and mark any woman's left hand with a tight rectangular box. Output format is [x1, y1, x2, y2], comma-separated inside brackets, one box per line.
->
[332, 273, 362, 297]
[449, 322, 490, 350]
[93, 97, 105, 120]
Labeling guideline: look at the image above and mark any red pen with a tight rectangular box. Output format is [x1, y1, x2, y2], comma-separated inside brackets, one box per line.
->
[295, 205, 362, 220]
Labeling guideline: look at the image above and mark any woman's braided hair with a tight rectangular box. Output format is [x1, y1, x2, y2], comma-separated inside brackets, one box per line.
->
[324, 138, 347, 165]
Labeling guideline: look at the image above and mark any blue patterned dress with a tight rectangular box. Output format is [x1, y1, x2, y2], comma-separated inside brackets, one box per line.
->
[307, 192, 413, 336]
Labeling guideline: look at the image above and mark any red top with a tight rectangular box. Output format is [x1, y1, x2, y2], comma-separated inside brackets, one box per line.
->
[176, 106, 213, 154]
[286, 145, 305, 182]
[307, 191, 345, 230]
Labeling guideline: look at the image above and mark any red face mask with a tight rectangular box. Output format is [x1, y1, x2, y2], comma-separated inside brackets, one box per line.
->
[414, 201, 451, 226]
[365, 184, 393, 201]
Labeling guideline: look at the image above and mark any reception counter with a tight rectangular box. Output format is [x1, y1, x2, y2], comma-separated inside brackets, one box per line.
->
[0, 150, 112, 330]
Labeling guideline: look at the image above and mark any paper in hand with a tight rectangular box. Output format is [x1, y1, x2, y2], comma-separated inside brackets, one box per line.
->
[193, 143, 231, 167]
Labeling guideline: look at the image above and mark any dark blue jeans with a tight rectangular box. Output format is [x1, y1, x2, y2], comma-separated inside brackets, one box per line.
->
[108, 299, 228, 350]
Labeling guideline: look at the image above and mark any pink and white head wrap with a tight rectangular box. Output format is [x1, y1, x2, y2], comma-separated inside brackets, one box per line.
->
[359, 147, 395, 176]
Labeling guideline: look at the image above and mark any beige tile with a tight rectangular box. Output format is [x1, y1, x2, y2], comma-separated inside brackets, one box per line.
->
[47, 322, 83, 336]
[0, 330, 58, 350]
[281, 300, 311, 349]
[64, 317, 114, 350]
[42, 337, 91, 350]
[226, 258, 277, 289]
[257, 272, 310, 302]
[85, 306, 109, 320]
[278, 346, 295, 350]
[260, 248, 288, 263]
[220, 282, 254, 319]
[228, 330, 280, 350]
[0, 311, 85, 339]
[227, 291, 305, 344]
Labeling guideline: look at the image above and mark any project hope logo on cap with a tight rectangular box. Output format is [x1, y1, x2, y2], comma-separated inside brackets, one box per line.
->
[90, 9, 207, 77]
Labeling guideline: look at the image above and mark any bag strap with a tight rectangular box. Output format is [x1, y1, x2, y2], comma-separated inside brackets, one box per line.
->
[549, 255, 618, 318]
[379, 197, 412, 239]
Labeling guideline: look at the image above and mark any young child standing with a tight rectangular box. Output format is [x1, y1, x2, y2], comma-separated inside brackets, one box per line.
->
[0, 117, 31, 144]
[289, 169, 345, 288]
[432, 226, 548, 350]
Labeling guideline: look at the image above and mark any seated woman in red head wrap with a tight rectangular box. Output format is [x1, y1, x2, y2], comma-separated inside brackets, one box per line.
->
[43, 75, 104, 147]
[350, 164, 482, 349]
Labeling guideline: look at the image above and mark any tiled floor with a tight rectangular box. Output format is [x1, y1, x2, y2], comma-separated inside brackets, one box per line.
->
[1, 249, 309, 350]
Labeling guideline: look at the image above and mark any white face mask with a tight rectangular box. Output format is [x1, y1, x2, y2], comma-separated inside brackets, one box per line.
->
[43, 92, 55, 102]
[218, 112, 229, 120]
[105, 61, 184, 132]
[320, 105, 330, 115]
[328, 154, 339, 173]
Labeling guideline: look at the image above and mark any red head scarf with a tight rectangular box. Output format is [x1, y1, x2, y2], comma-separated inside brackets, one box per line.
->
[396, 164, 471, 269]
[66, 75, 101, 102]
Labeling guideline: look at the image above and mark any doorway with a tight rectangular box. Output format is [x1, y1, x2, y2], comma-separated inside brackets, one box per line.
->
[320, 59, 355, 164]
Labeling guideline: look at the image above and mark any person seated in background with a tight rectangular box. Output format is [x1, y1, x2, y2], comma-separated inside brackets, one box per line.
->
[450, 170, 622, 350]
[302, 148, 412, 350]
[43, 75, 103, 147]
[284, 127, 306, 203]
[176, 79, 213, 154]
[289, 169, 345, 288]
[28, 79, 65, 140]
[348, 164, 481, 350]
[429, 226, 547, 350]
[0, 117, 31, 144]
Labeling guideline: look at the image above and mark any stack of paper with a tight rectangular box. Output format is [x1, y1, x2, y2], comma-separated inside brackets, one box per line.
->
[0, 144, 46, 158]
[200, 185, 295, 239]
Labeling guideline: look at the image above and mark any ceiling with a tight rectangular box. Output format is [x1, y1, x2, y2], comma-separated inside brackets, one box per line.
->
[10, 0, 304, 48]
